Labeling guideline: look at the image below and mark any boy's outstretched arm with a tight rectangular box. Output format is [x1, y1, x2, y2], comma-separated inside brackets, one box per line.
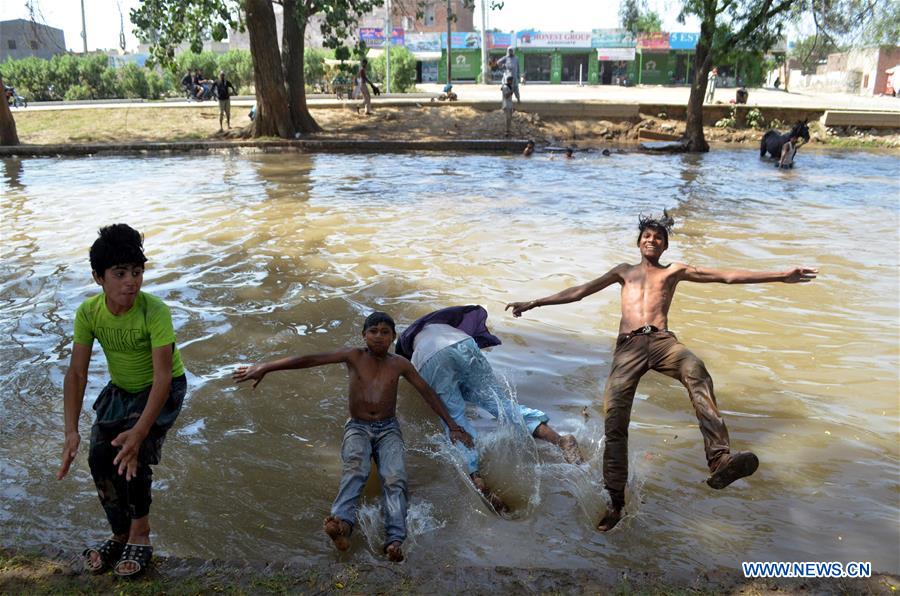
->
[57, 342, 92, 480]
[506, 264, 626, 317]
[680, 265, 818, 284]
[401, 363, 474, 448]
[233, 348, 354, 388]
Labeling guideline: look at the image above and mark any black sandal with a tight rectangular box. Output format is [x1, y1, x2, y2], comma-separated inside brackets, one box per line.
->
[113, 543, 154, 577]
[82, 539, 126, 574]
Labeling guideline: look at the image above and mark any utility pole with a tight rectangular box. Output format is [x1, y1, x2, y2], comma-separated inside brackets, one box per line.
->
[446, 0, 452, 85]
[480, 0, 488, 84]
[385, 0, 392, 93]
[80, 0, 88, 53]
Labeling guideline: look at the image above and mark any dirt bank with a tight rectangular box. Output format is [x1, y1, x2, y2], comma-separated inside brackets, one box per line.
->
[2, 547, 898, 595]
[9, 104, 900, 150]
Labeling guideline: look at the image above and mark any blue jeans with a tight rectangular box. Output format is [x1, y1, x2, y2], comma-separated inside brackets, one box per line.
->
[331, 417, 407, 546]
[418, 338, 549, 474]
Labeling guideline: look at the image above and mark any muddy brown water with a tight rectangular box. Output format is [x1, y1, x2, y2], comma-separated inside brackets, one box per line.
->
[0, 149, 897, 575]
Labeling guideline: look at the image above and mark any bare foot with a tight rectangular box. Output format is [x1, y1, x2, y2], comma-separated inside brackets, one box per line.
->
[385, 541, 404, 562]
[471, 473, 510, 514]
[597, 507, 623, 532]
[323, 516, 351, 551]
[558, 435, 584, 464]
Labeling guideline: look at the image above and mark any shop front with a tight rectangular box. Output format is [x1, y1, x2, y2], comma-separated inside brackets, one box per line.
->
[515, 30, 593, 84]
[405, 32, 442, 83]
[636, 32, 671, 84]
[438, 31, 482, 82]
[592, 29, 637, 85]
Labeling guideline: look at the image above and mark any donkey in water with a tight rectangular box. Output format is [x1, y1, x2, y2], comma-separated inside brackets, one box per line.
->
[760, 120, 811, 159]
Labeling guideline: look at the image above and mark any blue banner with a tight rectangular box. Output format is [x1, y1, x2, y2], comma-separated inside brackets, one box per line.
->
[669, 32, 699, 50]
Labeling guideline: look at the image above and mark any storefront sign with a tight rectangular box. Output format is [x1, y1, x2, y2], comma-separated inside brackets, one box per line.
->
[405, 32, 441, 53]
[488, 32, 513, 49]
[441, 32, 481, 49]
[359, 27, 404, 48]
[516, 30, 592, 49]
[668, 32, 699, 50]
[591, 29, 636, 48]
[596, 47, 636, 61]
[637, 32, 670, 50]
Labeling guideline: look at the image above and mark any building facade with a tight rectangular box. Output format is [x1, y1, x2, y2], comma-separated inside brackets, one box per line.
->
[0, 19, 66, 63]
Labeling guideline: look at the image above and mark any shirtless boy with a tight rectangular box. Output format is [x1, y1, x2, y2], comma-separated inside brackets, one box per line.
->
[506, 212, 816, 531]
[233, 312, 472, 562]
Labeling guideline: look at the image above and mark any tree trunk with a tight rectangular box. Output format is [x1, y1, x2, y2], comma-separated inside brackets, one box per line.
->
[0, 75, 20, 146]
[683, 19, 714, 153]
[282, 0, 321, 133]
[245, 0, 294, 138]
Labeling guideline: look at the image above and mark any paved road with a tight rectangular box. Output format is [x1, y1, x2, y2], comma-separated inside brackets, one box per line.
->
[9, 84, 900, 112]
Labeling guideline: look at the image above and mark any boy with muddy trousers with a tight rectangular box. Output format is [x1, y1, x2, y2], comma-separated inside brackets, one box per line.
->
[233, 312, 472, 562]
[506, 212, 817, 531]
[58, 224, 186, 577]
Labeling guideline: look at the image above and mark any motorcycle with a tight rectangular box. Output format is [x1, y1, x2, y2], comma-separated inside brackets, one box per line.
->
[5, 85, 27, 108]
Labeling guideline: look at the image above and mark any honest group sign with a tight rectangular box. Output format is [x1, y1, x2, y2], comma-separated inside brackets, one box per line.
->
[516, 30, 592, 49]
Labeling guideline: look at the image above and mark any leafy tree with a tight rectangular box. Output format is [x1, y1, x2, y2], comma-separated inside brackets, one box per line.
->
[677, 0, 796, 152]
[132, 0, 386, 138]
[370, 46, 417, 92]
[119, 63, 150, 98]
[620, 0, 662, 35]
[789, 33, 840, 75]
[174, 51, 220, 81]
[304, 48, 328, 91]
[217, 49, 254, 92]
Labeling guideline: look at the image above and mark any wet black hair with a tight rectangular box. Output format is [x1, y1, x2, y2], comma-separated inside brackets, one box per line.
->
[89, 223, 147, 277]
[637, 210, 675, 246]
[363, 311, 396, 333]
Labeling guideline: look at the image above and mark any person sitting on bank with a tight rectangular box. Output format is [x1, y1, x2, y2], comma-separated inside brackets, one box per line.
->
[506, 212, 817, 532]
[396, 305, 583, 513]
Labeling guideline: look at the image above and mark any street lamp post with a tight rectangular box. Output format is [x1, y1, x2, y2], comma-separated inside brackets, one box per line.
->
[384, 0, 392, 93]
[446, 0, 452, 85]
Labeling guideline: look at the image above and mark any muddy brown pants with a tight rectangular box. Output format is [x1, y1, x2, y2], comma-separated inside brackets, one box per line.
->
[602, 330, 730, 508]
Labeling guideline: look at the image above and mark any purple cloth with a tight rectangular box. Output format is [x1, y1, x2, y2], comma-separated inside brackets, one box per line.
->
[395, 305, 501, 360]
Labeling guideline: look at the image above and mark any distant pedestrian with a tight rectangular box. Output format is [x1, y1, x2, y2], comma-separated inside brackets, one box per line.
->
[501, 75, 515, 137]
[705, 67, 718, 103]
[356, 59, 380, 116]
[213, 71, 237, 131]
[496, 48, 520, 102]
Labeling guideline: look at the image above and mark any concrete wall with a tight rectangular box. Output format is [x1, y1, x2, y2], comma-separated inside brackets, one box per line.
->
[792, 46, 900, 96]
[0, 19, 66, 62]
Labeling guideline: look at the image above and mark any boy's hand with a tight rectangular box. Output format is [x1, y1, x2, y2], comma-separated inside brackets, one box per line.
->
[449, 427, 474, 448]
[784, 267, 817, 283]
[56, 431, 80, 480]
[111, 427, 147, 481]
[505, 301, 534, 318]
[233, 364, 267, 388]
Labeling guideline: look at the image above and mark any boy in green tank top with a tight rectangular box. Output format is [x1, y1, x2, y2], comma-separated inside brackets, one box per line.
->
[57, 224, 186, 577]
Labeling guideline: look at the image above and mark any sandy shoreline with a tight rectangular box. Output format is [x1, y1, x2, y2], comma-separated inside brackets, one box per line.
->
[3, 546, 898, 594]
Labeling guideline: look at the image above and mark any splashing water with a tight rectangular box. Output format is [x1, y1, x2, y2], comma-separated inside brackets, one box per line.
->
[357, 500, 446, 557]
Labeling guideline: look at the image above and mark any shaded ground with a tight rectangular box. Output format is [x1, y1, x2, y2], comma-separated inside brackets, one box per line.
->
[2, 547, 898, 595]
[10, 104, 900, 150]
